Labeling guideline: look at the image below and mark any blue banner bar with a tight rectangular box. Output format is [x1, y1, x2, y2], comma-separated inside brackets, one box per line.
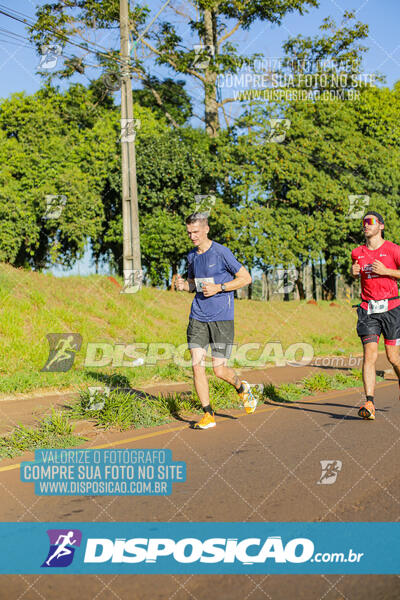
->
[0, 522, 398, 574]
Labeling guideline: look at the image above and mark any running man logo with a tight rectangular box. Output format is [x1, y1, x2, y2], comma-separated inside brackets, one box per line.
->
[192, 44, 215, 69]
[86, 386, 110, 411]
[44, 195, 67, 220]
[41, 529, 82, 568]
[348, 194, 370, 219]
[38, 44, 62, 69]
[41, 333, 82, 372]
[120, 118, 141, 143]
[272, 268, 299, 294]
[317, 460, 342, 485]
[121, 269, 144, 294]
[194, 193, 216, 217]
[267, 119, 291, 143]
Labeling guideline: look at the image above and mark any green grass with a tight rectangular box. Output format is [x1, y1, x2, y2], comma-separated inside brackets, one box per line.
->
[0, 262, 370, 396]
[70, 370, 369, 430]
[68, 376, 242, 431]
[69, 388, 173, 430]
[262, 369, 381, 404]
[308, 334, 335, 346]
[0, 410, 85, 459]
[263, 382, 305, 403]
[0, 369, 383, 461]
[302, 373, 336, 393]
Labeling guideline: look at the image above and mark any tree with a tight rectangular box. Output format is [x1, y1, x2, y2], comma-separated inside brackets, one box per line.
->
[131, 77, 192, 126]
[209, 13, 400, 298]
[0, 85, 108, 268]
[93, 127, 221, 283]
[28, 0, 319, 136]
[0, 84, 168, 269]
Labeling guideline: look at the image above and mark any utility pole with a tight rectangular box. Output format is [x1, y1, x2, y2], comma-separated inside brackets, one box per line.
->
[119, 0, 142, 292]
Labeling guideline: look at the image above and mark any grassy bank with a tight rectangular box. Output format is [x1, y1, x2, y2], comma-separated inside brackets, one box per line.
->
[0, 263, 367, 396]
[0, 370, 374, 460]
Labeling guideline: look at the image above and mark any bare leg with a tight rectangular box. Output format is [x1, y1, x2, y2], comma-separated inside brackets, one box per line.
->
[384, 344, 400, 386]
[212, 356, 241, 389]
[190, 348, 209, 408]
[362, 342, 378, 397]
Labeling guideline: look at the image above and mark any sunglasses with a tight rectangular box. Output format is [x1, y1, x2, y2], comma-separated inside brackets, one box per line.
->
[363, 217, 380, 226]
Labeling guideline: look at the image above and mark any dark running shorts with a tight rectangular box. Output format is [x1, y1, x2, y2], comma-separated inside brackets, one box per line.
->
[356, 305, 400, 345]
[187, 318, 234, 358]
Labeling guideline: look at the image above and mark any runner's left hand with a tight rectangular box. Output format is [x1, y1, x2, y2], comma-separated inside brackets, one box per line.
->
[372, 260, 388, 276]
[201, 282, 220, 297]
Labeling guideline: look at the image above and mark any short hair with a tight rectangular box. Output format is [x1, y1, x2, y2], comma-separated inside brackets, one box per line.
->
[185, 212, 209, 226]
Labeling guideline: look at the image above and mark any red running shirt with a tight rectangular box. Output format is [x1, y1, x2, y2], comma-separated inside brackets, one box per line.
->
[351, 240, 400, 310]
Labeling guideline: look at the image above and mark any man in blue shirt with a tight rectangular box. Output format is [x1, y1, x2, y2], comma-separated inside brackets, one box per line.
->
[175, 212, 256, 429]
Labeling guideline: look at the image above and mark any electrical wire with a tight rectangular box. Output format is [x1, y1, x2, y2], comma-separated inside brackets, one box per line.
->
[0, 6, 124, 65]
[0, 3, 395, 194]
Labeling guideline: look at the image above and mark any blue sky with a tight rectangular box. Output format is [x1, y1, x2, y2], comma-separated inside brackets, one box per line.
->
[1, 0, 398, 98]
[0, 0, 398, 275]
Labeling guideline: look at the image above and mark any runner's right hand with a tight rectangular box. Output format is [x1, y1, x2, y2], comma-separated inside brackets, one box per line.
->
[175, 274, 185, 291]
[352, 261, 360, 276]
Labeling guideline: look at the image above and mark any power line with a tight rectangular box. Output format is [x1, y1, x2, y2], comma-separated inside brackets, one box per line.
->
[0, 25, 85, 65]
[0, 38, 31, 48]
[0, 3, 204, 125]
[0, 3, 393, 195]
[0, 3, 204, 107]
[0, 3, 34, 20]
[0, 2, 174, 90]
[0, 6, 124, 66]
[0, 26, 29, 40]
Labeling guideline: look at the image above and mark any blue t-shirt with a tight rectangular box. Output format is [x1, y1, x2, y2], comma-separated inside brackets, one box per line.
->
[187, 241, 242, 322]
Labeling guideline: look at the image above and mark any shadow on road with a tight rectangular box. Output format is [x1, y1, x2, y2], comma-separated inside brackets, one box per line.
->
[85, 371, 132, 388]
[307, 364, 360, 372]
[263, 399, 389, 420]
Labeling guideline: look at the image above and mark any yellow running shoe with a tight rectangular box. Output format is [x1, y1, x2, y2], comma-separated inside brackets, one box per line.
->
[194, 412, 216, 429]
[238, 380, 258, 414]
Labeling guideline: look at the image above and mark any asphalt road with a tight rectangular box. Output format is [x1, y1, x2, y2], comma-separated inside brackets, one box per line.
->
[0, 374, 399, 599]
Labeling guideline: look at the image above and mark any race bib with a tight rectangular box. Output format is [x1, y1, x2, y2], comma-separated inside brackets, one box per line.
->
[367, 299, 388, 314]
[194, 277, 215, 293]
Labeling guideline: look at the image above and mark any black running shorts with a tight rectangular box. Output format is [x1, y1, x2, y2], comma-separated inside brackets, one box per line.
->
[187, 318, 234, 358]
[356, 305, 400, 345]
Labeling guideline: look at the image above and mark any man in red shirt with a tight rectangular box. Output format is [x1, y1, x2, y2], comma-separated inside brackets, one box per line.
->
[352, 211, 400, 419]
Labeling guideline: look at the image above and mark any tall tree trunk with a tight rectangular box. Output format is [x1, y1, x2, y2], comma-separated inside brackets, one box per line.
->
[204, 9, 219, 137]
[261, 272, 267, 300]
[283, 271, 289, 302]
[329, 266, 336, 299]
[319, 257, 326, 300]
[296, 271, 306, 300]
[267, 273, 271, 301]
[324, 255, 336, 300]
[304, 263, 312, 299]
[312, 261, 317, 300]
